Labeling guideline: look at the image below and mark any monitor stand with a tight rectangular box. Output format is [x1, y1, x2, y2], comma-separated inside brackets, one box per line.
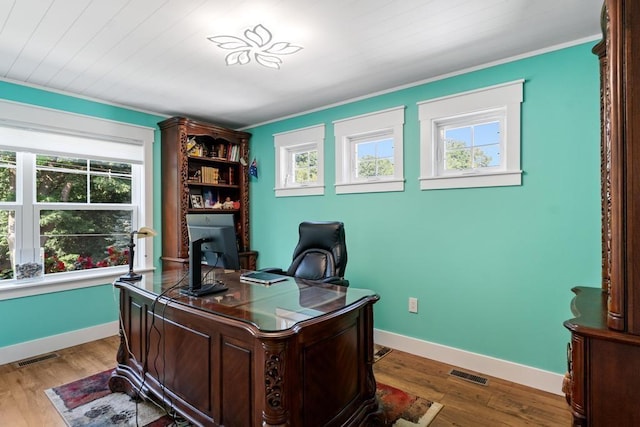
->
[180, 238, 228, 297]
[180, 282, 227, 297]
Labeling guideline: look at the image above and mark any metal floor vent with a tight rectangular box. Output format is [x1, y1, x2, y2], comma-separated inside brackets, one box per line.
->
[449, 369, 489, 386]
[14, 352, 59, 368]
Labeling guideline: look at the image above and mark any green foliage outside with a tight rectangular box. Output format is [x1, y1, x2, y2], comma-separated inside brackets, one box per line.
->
[294, 151, 318, 184]
[445, 140, 493, 170]
[357, 155, 393, 178]
[0, 153, 134, 279]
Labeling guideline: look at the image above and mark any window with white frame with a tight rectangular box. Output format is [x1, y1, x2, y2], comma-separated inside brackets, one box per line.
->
[334, 106, 405, 194]
[274, 124, 325, 197]
[0, 100, 154, 298]
[418, 80, 523, 190]
[2, 153, 138, 278]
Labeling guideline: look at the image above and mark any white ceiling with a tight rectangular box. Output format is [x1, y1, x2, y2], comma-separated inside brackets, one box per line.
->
[0, 0, 603, 129]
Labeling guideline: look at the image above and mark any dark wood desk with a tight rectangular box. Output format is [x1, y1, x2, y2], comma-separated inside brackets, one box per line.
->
[109, 268, 379, 427]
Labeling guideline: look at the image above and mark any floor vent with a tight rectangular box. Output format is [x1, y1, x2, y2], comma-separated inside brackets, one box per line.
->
[14, 352, 59, 368]
[449, 369, 489, 386]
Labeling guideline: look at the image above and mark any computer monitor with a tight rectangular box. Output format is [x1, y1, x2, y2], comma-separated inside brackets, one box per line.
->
[182, 214, 240, 297]
[186, 212, 235, 228]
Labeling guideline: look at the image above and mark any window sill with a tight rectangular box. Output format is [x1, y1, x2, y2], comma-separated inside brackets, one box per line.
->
[335, 178, 405, 194]
[0, 266, 156, 301]
[419, 170, 522, 190]
[275, 184, 325, 197]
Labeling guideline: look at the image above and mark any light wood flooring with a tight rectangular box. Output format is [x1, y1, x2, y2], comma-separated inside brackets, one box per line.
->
[0, 336, 571, 426]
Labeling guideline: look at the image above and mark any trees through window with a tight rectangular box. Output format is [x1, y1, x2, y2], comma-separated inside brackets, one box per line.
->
[334, 106, 405, 194]
[274, 124, 325, 197]
[418, 80, 523, 190]
[0, 152, 139, 280]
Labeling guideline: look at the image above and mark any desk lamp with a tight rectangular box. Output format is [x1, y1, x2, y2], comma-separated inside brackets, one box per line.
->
[119, 226, 157, 282]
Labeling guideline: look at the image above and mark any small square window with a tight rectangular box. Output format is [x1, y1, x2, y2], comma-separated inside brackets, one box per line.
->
[334, 106, 405, 194]
[438, 116, 503, 174]
[418, 80, 523, 190]
[352, 133, 395, 180]
[290, 146, 318, 185]
[274, 125, 325, 197]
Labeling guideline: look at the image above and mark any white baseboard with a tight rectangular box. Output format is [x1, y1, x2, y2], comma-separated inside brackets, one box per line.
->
[374, 329, 564, 396]
[2, 323, 563, 396]
[0, 321, 119, 366]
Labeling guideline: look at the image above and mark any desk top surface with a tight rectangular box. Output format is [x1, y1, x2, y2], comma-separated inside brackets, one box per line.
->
[115, 268, 378, 332]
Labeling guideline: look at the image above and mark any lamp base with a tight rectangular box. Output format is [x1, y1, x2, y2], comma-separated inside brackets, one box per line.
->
[119, 272, 143, 282]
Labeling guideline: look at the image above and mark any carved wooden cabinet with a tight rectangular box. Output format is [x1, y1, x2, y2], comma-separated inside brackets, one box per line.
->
[159, 117, 257, 270]
[564, 1, 640, 425]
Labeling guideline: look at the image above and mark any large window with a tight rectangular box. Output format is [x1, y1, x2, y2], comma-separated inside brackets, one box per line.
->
[0, 154, 137, 278]
[334, 106, 405, 194]
[418, 80, 523, 190]
[274, 124, 325, 197]
[0, 100, 153, 298]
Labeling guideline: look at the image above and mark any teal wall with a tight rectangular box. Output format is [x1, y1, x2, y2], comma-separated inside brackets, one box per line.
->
[0, 80, 165, 347]
[0, 41, 601, 375]
[247, 42, 601, 374]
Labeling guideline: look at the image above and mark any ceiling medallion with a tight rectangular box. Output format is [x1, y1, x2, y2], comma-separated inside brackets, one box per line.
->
[208, 24, 303, 70]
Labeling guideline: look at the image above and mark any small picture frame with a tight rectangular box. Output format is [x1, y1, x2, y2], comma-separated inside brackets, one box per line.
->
[191, 194, 204, 209]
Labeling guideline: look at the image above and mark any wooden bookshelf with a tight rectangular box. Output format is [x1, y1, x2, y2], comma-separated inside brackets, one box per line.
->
[159, 116, 257, 270]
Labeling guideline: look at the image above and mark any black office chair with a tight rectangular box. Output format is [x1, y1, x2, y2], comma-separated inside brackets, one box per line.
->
[264, 221, 349, 287]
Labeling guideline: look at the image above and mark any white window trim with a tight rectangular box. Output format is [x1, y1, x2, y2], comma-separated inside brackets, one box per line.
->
[334, 106, 405, 194]
[0, 99, 155, 300]
[274, 124, 325, 197]
[418, 80, 523, 190]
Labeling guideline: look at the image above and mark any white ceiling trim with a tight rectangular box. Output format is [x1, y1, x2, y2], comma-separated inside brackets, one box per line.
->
[240, 34, 601, 130]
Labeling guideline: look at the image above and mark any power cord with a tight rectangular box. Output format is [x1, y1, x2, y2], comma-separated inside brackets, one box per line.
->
[112, 270, 190, 425]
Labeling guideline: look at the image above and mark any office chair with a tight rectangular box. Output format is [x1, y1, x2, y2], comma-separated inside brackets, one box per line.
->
[264, 221, 349, 287]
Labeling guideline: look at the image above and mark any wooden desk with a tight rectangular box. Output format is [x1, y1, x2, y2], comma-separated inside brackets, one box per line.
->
[109, 269, 380, 426]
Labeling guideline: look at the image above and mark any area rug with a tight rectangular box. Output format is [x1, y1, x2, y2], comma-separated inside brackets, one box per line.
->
[45, 370, 443, 426]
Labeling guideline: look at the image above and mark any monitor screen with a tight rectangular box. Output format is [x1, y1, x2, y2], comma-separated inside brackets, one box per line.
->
[187, 224, 240, 270]
[186, 213, 238, 269]
[186, 213, 235, 228]
[183, 214, 240, 297]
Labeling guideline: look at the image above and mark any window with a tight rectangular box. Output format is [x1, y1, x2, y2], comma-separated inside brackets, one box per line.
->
[0, 154, 137, 278]
[334, 106, 405, 194]
[418, 80, 523, 190]
[352, 132, 394, 179]
[290, 146, 318, 185]
[0, 99, 154, 299]
[274, 124, 325, 197]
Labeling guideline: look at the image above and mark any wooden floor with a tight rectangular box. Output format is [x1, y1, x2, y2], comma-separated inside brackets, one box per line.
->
[0, 336, 571, 426]
[373, 348, 572, 426]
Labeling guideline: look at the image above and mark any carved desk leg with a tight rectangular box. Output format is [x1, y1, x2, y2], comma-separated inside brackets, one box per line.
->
[109, 329, 133, 395]
[261, 341, 289, 427]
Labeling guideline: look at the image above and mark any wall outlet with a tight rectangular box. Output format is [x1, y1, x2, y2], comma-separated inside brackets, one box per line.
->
[408, 297, 418, 313]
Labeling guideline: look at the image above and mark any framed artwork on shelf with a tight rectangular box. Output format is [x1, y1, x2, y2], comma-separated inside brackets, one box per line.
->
[191, 194, 204, 209]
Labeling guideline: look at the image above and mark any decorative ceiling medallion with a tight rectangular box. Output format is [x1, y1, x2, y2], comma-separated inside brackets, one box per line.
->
[208, 24, 303, 70]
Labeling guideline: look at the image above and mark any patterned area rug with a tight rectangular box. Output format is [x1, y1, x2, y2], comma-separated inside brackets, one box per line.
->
[45, 369, 442, 426]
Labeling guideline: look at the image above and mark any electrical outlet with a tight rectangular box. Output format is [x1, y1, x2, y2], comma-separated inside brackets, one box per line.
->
[408, 297, 418, 313]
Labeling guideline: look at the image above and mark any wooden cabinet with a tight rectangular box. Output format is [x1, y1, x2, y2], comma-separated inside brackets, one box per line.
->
[564, 1, 640, 425]
[158, 117, 257, 270]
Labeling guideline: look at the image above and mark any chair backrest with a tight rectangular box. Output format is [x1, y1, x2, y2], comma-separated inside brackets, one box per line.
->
[286, 221, 348, 281]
